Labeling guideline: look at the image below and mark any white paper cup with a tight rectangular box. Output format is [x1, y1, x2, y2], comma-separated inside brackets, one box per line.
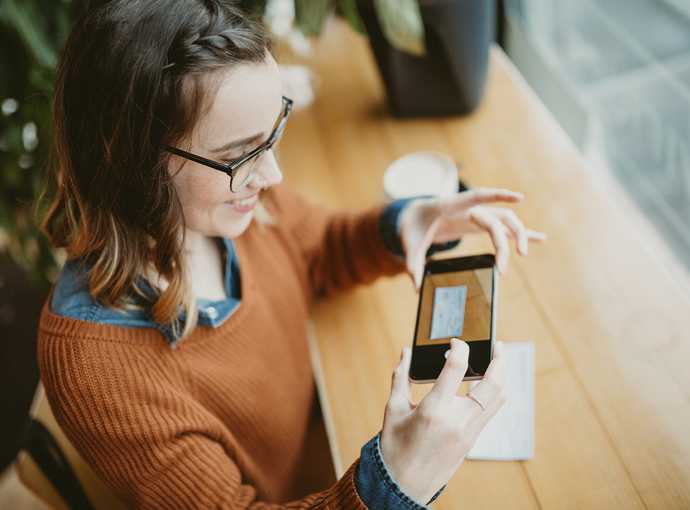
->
[383, 151, 459, 200]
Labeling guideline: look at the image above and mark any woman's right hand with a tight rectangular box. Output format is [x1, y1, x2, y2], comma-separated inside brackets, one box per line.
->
[380, 339, 509, 504]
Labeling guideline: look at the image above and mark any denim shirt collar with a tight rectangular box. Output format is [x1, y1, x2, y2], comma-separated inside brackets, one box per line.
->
[50, 238, 242, 348]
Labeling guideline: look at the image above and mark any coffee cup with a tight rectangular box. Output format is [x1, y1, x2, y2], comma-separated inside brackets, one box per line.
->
[383, 151, 459, 200]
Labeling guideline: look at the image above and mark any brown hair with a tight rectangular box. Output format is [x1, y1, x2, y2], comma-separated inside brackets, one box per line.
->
[43, 0, 273, 338]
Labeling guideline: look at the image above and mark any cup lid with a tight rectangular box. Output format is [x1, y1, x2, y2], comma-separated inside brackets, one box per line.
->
[384, 151, 458, 199]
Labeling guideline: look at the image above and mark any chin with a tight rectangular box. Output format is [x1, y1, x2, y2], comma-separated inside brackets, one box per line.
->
[218, 210, 254, 239]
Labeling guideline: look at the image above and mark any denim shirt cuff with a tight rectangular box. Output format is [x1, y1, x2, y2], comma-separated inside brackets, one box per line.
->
[379, 198, 461, 260]
[354, 432, 446, 509]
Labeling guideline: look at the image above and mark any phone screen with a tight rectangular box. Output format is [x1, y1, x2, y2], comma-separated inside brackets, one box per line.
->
[410, 255, 497, 382]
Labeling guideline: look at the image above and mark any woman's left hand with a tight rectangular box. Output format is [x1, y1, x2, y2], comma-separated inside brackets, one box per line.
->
[400, 188, 547, 290]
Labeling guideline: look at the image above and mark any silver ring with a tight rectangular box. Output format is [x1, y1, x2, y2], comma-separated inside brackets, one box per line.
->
[466, 392, 485, 411]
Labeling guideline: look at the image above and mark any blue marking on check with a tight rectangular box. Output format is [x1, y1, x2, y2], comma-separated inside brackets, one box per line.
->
[430, 286, 467, 340]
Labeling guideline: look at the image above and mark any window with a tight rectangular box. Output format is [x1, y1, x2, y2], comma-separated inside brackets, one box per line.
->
[505, 0, 690, 270]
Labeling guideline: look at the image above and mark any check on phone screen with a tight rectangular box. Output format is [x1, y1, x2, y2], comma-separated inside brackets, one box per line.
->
[417, 268, 493, 346]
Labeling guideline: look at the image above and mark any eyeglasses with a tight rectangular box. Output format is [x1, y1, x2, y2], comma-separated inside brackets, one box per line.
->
[166, 96, 293, 192]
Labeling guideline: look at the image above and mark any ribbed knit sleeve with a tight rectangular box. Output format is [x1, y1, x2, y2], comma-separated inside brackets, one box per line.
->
[38, 312, 368, 509]
[265, 185, 407, 297]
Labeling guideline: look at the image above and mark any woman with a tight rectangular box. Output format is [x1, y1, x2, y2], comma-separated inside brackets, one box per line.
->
[39, 0, 546, 507]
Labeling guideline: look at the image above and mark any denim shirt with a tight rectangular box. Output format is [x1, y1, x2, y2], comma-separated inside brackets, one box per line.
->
[50, 198, 457, 509]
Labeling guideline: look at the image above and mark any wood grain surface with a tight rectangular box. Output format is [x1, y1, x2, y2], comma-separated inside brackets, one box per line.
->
[276, 17, 690, 510]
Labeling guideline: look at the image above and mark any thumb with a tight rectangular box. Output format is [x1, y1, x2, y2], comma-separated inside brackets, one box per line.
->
[406, 236, 430, 292]
[406, 255, 424, 292]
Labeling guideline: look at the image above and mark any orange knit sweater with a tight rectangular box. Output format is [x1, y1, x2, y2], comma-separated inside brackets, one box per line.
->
[38, 185, 407, 508]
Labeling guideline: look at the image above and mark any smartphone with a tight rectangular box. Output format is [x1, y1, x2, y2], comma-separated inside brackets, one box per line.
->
[409, 254, 498, 383]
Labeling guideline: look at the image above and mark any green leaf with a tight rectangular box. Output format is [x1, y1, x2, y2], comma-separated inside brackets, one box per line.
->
[0, 0, 88, 287]
[374, 0, 426, 56]
[336, 0, 365, 35]
[0, 0, 58, 69]
[294, 0, 335, 37]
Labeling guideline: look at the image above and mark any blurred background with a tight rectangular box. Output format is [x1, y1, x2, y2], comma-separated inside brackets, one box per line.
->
[1, 0, 90, 488]
[504, 0, 690, 272]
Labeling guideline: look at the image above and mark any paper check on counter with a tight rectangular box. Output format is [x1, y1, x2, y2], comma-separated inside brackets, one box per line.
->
[467, 341, 535, 461]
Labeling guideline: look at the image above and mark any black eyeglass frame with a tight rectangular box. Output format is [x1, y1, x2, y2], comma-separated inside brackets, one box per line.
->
[166, 96, 293, 192]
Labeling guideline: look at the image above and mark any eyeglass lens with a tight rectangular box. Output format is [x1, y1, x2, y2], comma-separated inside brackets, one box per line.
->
[229, 102, 288, 192]
[230, 150, 267, 192]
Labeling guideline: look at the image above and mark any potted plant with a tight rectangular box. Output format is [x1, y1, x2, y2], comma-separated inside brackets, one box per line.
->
[355, 0, 496, 117]
[1, 0, 90, 287]
[250, 0, 496, 117]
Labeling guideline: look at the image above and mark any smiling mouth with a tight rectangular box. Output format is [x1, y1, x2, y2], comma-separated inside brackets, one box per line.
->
[224, 193, 260, 211]
[226, 195, 258, 207]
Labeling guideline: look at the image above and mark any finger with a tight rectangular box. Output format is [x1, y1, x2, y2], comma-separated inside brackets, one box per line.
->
[469, 208, 511, 274]
[478, 208, 546, 245]
[472, 208, 547, 255]
[439, 188, 524, 215]
[526, 228, 547, 243]
[414, 264, 423, 292]
[493, 208, 529, 256]
[389, 347, 414, 411]
[404, 219, 439, 291]
[465, 188, 524, 207]
[405, 245, 426, 292]
[427, 338, 469, 405]
[484, 387, 507, 417]
[465, 341, 509, 413]
[466, 386, 508, 433]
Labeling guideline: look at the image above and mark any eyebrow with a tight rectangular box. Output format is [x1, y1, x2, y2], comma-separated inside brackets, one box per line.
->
[210, 133, 264, 154]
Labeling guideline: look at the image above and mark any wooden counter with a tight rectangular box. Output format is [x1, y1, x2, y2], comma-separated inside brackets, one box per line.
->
[277, 18, 690, 510]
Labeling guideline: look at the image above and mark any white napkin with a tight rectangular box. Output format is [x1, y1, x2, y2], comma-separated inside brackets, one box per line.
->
[467, 342, 535, 461]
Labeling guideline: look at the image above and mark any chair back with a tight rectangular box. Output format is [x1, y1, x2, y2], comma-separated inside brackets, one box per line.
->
[16, 383, 127, 510]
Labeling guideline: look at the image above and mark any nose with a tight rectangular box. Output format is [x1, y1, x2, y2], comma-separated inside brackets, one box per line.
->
[250, 149, 283, 189]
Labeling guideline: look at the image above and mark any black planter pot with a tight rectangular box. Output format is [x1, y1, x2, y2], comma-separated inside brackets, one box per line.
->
[356, 0, 496, 117]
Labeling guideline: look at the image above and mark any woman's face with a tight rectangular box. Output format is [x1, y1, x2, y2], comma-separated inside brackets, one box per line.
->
[170, 56, 284, 239]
